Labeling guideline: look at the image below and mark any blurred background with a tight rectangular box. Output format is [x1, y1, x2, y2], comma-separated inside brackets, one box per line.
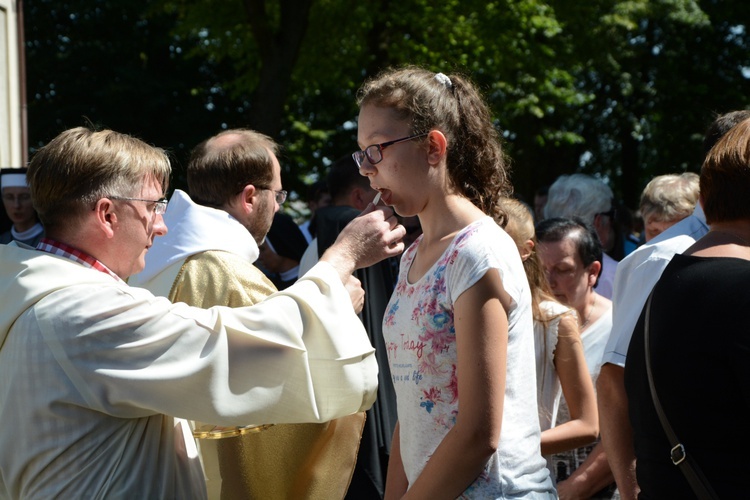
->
[5, 0, 750, 219]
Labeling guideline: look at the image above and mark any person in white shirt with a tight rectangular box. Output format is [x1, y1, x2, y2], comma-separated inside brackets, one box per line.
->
[0, 126, 405, 499]
[597, 109, 750, 499]
[498, 198, 598, 486]
[354, 66, 555, 499]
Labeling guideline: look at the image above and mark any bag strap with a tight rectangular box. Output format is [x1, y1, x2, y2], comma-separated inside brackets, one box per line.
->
[643, 292, 720, 500]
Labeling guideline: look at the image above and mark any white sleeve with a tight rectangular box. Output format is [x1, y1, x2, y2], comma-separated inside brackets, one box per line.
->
[447, 241, 496, 304]
[37, 261, 377, 426]
[602, 252, 670, 367]
[297, 238, 319, 278]
[602, 220, 707, 367]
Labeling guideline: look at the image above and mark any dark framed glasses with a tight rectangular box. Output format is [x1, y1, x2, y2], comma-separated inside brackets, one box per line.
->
[352, 132, 429, 169]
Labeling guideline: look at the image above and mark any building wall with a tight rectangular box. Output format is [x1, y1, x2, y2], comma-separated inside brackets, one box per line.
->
[0, 0, 21, 168]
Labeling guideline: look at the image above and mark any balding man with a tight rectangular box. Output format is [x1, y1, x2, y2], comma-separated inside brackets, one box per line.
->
[130, 129, 368, 499]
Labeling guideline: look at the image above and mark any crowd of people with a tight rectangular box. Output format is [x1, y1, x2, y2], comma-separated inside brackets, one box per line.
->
[1, 65, 748, 499]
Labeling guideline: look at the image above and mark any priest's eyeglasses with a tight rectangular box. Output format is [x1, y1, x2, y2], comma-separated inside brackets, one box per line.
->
[110, 196, 168, 215]
[352, 132, 429, 169]
[258, 188, 288, 204]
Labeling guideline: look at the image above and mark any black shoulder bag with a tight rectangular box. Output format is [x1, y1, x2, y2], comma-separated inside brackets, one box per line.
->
[643, 292, 719, 500]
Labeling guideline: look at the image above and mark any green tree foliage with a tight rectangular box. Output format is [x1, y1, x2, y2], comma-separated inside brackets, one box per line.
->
[24, 0, 750, 212]
[552, 0, 750, 204]
[24, 0, 238, 188]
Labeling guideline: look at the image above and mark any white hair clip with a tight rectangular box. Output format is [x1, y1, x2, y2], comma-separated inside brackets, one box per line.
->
[434, 72, 452, 89]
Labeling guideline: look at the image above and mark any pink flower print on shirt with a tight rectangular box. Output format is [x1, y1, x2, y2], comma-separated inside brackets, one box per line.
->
[395, 278, 409, 296]
[426, 270, 447, 296]
[447, 364, 458, 404]
[448, 248, 461, 266]
[420, 386, 444, 414]
[434, 408, 458, 430]
[418, 350, 449, 377]
[419, 301, 454, 352]
[411, 301, 427, 323]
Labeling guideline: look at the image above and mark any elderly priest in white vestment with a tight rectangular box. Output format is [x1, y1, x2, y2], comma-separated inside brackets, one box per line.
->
[0, 126, 405, 499]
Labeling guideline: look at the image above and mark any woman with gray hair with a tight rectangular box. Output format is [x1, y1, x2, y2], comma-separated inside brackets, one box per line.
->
[639, 173, 699, 242]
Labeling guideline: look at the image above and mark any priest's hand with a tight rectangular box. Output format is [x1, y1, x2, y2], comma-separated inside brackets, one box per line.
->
[320, 203, 405, 284]
[345, 275, 365, 314]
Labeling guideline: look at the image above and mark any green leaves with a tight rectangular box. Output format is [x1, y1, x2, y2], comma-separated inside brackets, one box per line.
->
[24, 0, 750, 209]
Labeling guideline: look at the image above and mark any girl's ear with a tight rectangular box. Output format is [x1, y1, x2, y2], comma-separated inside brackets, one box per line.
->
[426, 130, 448, 166]
[519, 239, 534, 262]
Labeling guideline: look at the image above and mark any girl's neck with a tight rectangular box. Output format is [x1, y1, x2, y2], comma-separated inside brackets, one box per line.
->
[417, 193, 484, 247]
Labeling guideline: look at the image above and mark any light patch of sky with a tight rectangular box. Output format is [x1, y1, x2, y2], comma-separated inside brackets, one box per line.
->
[595, 172, 612, 185]
[579, 150, 592, 168]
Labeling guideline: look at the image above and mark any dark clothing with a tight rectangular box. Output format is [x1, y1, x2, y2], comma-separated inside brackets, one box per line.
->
[0, 228, 44, 247]
[624, 254, 750, 499]
[266, 212, 308, 262]
[316, 205, 399, 499]
[264, 212, 308, 289]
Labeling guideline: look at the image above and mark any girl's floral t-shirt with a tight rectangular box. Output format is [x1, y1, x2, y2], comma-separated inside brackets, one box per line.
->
[383, 217, 554, 498]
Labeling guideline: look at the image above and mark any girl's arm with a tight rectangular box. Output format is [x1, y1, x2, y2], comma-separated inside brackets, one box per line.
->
[556, 442, 615, 499]
[384, 421, 408, 500]
[402, 270, 507, 499]
[540, 312, 599, 455]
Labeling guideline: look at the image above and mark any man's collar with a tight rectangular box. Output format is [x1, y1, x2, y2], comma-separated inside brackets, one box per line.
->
[36, 238, 124, 283]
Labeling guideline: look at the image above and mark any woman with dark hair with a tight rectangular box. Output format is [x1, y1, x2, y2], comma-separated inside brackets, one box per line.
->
[624, 117, 750, 498]
[536, 217, 616, 498]
[498, 199, 598, 483]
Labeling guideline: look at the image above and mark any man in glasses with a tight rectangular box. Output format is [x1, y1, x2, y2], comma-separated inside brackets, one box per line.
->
[0, 126, 405, 499]
[130, 129, 366, 499]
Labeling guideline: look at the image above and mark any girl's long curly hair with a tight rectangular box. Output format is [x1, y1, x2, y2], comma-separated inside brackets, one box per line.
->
[356, 66, 512, 224]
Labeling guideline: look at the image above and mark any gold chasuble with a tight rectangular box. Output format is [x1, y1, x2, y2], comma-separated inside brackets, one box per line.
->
[169, 250, 366, 499]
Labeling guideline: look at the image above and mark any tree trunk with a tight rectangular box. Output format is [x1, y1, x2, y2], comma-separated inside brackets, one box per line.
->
[243, 0, 314, 137]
